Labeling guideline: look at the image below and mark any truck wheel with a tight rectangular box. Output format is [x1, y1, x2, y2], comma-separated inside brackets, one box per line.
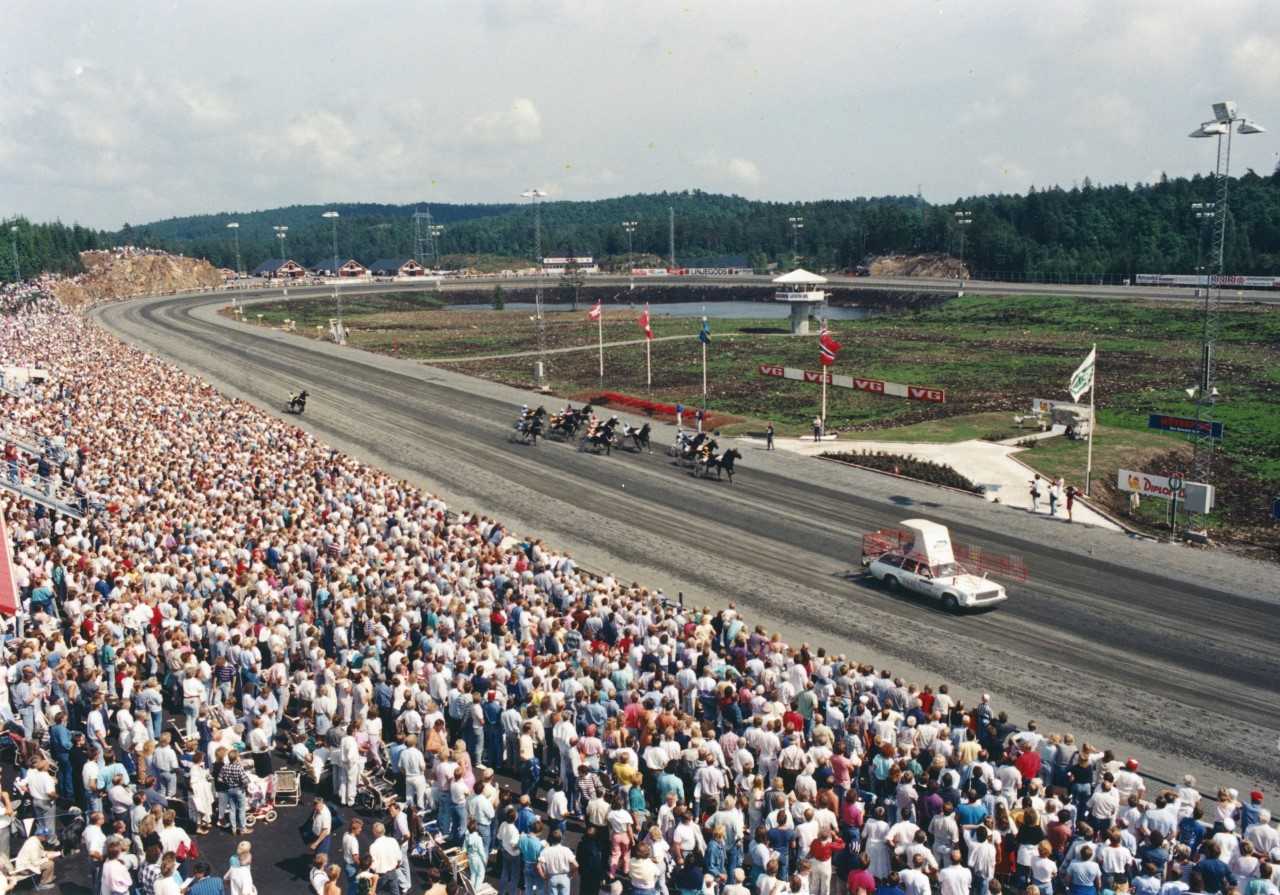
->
[883, 576, 898, 591]
[942, 594, 959, 612]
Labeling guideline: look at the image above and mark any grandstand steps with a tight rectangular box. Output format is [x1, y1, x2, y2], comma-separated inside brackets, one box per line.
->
[0, 474, 87, 519]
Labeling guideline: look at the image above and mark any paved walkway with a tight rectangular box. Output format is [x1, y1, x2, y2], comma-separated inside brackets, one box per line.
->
[748, 433, 1121, 530]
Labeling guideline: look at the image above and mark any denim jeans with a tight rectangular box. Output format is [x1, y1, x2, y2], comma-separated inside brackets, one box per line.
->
[225, 787, 247, 833]
[499, 852, 520, 895]
[547, 874, 571, 895]
[522, 865, 544, 895]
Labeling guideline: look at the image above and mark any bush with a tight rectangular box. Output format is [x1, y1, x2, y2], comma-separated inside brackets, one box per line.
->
[822, 450, 983, 494]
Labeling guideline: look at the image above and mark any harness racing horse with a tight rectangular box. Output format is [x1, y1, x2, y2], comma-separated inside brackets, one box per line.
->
[578, 418, 621, 455]
[695, 447, 741, 483]
[548, 403, 593, 440]
[621, 422, 652, 453]
[510, 406, 546, 445]
[668, 431, 708, 465]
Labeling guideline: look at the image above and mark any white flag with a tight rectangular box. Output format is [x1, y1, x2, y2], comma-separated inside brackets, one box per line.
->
[1068, 348, 1096, 401]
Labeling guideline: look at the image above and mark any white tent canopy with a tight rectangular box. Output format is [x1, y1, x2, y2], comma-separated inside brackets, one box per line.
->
[771, 268, 828, 285]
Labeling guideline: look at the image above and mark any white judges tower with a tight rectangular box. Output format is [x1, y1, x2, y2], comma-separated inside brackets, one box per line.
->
[772, 268, 829, 335]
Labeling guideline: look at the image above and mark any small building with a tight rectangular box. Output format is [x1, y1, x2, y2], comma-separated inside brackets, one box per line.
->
[251, 258, 306, 279]
[772, 268, 829, 335]
[311, 257, 368, 278]
[368, 258, 427, 277]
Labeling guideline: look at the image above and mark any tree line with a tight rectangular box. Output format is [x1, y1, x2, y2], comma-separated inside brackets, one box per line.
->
[1, 218, 104, 283]
[7, 170, 1280, 283]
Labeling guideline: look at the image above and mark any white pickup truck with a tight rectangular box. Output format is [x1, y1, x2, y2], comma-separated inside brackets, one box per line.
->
[862, 519, 1011, 611]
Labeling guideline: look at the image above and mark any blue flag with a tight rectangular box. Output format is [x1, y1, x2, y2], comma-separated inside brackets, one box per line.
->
[698, 317, 711, 344]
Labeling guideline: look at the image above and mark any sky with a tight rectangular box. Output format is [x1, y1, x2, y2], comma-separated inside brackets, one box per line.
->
[2, 0, 1278, 229]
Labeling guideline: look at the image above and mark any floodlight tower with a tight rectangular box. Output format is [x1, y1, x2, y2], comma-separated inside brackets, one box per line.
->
[273, 225, 289, 263]
[1186, 101, 1266, 488]
[225, 222, 241, 278]
[788, 216, 805, 260]
[321, 210, 340, 274]
[428, 223, 444, 267]
[9, 226, 19, 283]
[953, 210, 973, 270]
[522, 188, 549, 387]
[622, 220, 638, 289]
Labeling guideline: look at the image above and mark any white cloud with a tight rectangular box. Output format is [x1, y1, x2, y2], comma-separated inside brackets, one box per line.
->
[463, 97, 542, 146]
[1231, 35, 1280, 92]
[726, 158, 762, 186]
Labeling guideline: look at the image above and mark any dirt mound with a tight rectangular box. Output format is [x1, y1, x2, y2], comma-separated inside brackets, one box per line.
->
[868, 253, 968, 279]
[53, 250, 223, 307]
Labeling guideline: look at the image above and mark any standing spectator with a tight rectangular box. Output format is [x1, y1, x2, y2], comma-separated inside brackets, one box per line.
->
[765, 423, 775, 451]
[369, 822, 403, 895]
[25, 757, 58, 839]
[938, 850, 973, 895]
[1029, 475, 1043, 513]
[577, 826, 610, 895]
[343, 818, 365, 895]
[311, 797, 334, 854]
[218, 752, 250, 836]
[225, 843, 257, 895]
[812, 416, 823, 442]
[1065, 485, 1078, 522]
[538, 827, 579, 895]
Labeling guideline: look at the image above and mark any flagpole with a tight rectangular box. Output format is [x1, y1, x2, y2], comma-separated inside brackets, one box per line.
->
[646, 338, 651, 392]
[1085, 342, 1096, 496]
[820, 317, 828, 438]
[597, 311, 604, 383]
[701, 340, 707, 408]
[821, 368, 828, 436]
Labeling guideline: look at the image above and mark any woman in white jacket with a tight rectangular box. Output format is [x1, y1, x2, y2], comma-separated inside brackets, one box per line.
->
[188, 750, 216, 834]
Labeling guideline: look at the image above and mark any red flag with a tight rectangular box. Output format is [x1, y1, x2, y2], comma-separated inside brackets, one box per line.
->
[638, 304, 652, 340]
[819, 324, 842, 367]
[0, 515, 17, 616]
[587, 300, 602, 322]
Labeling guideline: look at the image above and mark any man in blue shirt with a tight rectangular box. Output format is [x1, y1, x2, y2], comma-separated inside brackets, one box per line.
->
[186, 862, 225, 895]
[1195, 840, 1236, 894]
[48, 708, 74, 798]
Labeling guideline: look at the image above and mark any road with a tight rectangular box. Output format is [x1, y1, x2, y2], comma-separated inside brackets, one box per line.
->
[95, 289, 1280, 798]
[211, 272, 1280, 305]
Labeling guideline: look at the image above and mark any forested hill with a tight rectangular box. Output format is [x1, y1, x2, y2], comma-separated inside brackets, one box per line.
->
[0, 219, 105, 282]
[7, 171, 1280, 284]
[118, 174, 1280, 279]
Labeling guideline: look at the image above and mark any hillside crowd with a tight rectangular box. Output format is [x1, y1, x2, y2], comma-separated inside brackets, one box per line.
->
[0, 290, 1273, 895]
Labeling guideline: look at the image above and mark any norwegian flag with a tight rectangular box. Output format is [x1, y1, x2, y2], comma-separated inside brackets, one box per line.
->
[818, 324, 842, 366]
[587, 300, 602, 322]
[638, 304, 653, 340]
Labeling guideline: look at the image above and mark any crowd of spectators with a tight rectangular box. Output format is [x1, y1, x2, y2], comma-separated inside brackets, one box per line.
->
[0, 284, 1273, 895]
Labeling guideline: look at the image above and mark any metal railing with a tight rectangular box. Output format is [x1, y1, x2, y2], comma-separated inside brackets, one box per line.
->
[0, 465, 91, 518]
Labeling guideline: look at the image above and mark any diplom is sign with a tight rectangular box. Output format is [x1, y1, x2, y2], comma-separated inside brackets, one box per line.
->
[1116, 469, 1215, 513]
[757, 364, 945, 403]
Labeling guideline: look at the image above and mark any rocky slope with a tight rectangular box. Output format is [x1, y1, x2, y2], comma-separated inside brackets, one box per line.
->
[53, 250, 223, 307]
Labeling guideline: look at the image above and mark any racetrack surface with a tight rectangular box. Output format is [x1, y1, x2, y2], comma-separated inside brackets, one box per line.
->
[95, 290, 1280, 798]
